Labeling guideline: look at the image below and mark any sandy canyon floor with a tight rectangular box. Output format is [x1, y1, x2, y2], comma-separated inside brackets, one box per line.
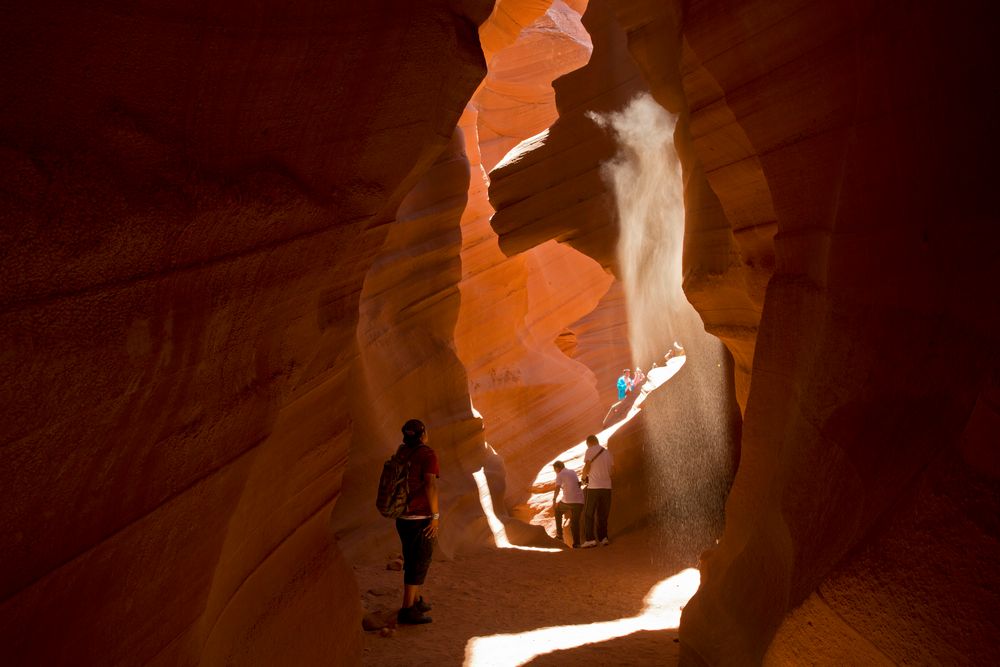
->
[356, 524, 701, 666]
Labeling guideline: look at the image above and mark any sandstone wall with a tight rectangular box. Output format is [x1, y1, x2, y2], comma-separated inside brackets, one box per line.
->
[329, 128, 497, 563]
[600, 0, 767, 412]
[481, 0, 654, 478]
[478, 0, 593, 171]
[0, 1, 491, 664]
[485, 0, 741, 514]
[490, 0, 652, 272]
[487, 0, 1000, 663]
[1, 0, 632, 662]
[676, 1, 1000, 664]
[455, 0, 637, 509]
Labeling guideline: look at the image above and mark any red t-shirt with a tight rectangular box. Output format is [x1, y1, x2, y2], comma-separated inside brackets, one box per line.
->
[398, 444, 439, 516]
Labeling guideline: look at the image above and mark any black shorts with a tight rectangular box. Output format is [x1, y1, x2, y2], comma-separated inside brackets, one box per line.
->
[395, 518, 434, 586]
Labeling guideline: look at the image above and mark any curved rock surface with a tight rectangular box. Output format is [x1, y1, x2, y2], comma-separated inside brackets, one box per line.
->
[0, 2, 490, 665]
[675, 1, 1000, 664]
[329, 128, 497, 564]
[457, 5, 623, 507]
[477, 0, 592, 171]
[489, 0, 652, 270]
[487, 0, 1000, 664]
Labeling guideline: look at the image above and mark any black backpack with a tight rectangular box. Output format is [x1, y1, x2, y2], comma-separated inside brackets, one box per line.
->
[375, 444, 425, 519]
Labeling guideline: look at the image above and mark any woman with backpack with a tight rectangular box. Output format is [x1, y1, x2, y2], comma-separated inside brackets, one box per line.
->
[391, 419, 440, 624]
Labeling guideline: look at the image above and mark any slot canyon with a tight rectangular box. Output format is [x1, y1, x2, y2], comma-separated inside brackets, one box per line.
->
[1, 0, 998, 665]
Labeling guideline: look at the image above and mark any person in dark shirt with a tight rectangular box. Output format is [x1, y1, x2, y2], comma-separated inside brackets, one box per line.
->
[394, 419, 440, 625]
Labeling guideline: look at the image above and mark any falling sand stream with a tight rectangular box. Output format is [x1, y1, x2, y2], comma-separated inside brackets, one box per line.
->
[590, 93, 735, 559]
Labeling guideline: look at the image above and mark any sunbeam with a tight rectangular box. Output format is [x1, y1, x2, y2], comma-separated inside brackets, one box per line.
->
[473, 467, 563, 553]
[463, 568, 701, 666]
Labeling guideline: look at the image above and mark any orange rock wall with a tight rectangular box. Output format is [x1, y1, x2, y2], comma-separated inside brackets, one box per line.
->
[676, 1, 1000, 664]
[330, 128, 496, 563]
[490, 0, 646, 270]
[1, 0, 628, 663]
[487, 0, 1000, 663]
[482, 0, 655, 434]
[478, 0, 593, 171]
[456, 1, 635, 507]
[600, 0, 767, 411]
[0, 1, 491, 665]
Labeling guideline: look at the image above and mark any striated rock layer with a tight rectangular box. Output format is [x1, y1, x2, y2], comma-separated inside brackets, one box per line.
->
[1, 0, 630, 663]
[489, 0, 647, 271]
[675, 1, 1000, 664]
[0, 1, 491, 665]
[477, 0, 593, 171]
[486, 0, 741, 523]
[456, 0, 636, 509]
[329, 128, 496, 563]
[489, 0, 1000, 664]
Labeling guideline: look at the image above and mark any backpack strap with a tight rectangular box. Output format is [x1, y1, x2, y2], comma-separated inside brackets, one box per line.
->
[395, 444, 429, 515]
[582, 446, 605, 478]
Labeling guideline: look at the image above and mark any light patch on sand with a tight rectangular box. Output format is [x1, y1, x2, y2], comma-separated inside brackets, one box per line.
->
[463, 567, 700, 666]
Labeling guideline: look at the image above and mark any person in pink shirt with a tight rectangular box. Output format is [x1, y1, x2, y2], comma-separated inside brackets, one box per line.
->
[632, 366, 646, 390]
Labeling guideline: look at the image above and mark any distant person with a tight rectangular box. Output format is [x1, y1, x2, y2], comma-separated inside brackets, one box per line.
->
[632, 366, 646, 389]
[580, 435, 614, 547]
[664, 341, 685, 364]
[551, 461, 584, 548]
[616, 368, 632, 400]
[394, 419, 440, 624]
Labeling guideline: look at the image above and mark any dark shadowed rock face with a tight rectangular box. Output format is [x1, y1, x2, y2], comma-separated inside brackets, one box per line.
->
[672, 1, 1000, 664]
[0, 1, 490, 665]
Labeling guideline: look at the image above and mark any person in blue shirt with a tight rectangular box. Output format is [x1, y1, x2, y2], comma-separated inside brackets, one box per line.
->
[616, 368, 631, 400]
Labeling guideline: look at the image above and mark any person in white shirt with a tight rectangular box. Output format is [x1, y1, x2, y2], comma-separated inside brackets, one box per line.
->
[551, 461, 585, 548]
[580, 434, 614, 547]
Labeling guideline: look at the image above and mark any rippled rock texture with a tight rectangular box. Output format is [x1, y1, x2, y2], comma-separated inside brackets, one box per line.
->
[0, 2, 491, 665]
[487, 0, 999, 664]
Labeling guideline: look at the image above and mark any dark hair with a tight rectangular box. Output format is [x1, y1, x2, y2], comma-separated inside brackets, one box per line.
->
[586, 434, 599, 447]
[553, 461, 565, 470]
[401, 419, 425, 445]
